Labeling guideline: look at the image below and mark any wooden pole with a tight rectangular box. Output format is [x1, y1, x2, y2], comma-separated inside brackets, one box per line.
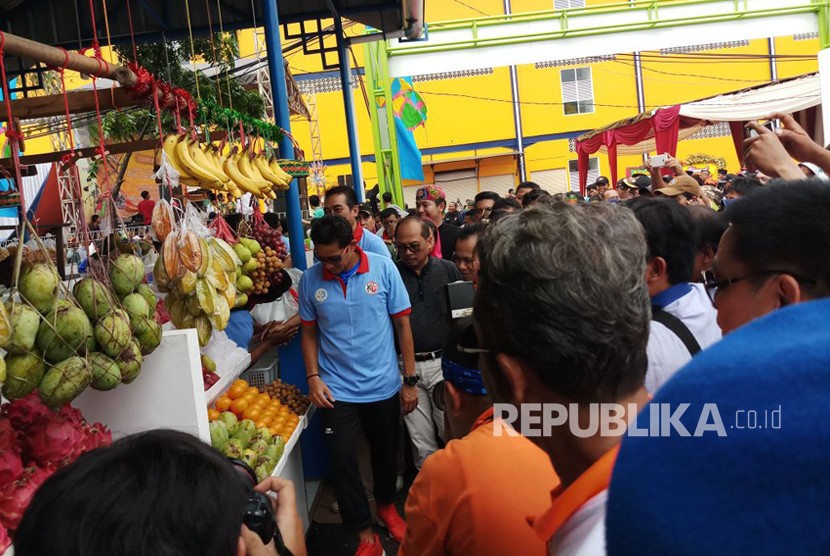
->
[0, 87, 159, 121]
[0, 31, 136, 86]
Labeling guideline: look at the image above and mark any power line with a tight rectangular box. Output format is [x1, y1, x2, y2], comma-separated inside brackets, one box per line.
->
[451, 0, 491, 17]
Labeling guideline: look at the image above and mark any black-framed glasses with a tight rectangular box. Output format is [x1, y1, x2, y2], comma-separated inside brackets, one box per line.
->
[315, 246, 348, 265]
[702, 269, 817, 304]
[395, 242, 423, 254]
[452, 255, 476, 266]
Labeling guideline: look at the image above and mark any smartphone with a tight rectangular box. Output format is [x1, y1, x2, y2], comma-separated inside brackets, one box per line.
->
[747, 120, 776, 138]
[649, 155, 668, 168]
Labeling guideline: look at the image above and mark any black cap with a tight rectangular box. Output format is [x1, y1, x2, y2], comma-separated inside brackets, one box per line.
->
[357, 203, 373, 216]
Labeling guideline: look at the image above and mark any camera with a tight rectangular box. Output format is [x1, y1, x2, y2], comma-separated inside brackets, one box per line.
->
[229, 458, 292, 555]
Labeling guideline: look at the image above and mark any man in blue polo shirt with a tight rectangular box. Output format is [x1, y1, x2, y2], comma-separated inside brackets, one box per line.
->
[299, 215, 417, 556]
[323, 185, 391, 258]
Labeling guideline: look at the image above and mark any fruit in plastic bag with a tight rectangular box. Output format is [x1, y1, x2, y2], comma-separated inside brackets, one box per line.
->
[2, 353, 46, 400]
[110, 254, 146, 298]
[151, 199, 175, 242]
[162, 235, 184, 281]
[19, 263, 59, 315]
[38, 356, 93, 407]
[178, 231, 202, 273]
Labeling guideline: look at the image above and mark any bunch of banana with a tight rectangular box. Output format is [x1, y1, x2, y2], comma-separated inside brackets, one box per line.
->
[155, 236, 245, 347]
[162, 134, 294, 199]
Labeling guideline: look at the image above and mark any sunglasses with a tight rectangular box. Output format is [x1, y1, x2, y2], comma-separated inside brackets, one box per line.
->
[395, 242, 423, 254]
[701, 269, 817, 304]
[315, 246, 349, 265]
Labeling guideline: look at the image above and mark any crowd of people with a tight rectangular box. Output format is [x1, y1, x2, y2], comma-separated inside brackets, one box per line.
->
[13, 114, 830, 556]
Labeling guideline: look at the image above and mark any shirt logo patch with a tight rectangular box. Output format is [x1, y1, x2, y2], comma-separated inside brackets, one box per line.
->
[365, 281, 379, 295]
[315, 288, 328, 302]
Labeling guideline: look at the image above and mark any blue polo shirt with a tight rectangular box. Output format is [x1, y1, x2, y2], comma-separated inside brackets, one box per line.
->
[299, 248, 411, 403]
[355, 224, 392, 259]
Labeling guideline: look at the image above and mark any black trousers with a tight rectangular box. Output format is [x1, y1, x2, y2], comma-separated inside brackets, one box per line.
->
[321, 392, 400, 530]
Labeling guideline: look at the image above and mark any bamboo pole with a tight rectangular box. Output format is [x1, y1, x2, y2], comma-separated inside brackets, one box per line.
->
[0, 30, 137, 86]
[0, 87, 158, 121]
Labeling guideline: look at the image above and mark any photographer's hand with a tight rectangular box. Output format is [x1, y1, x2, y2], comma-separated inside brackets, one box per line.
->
[241, 524, 279, 556]
[254, 477, 307, 556]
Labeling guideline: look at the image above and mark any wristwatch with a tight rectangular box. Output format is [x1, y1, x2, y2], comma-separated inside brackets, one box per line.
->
[403, 375, 420, 387]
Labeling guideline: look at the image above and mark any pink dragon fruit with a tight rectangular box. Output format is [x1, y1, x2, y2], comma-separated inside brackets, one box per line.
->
[83, 422, 113, 451]
[2, 393, 51, 431]
[0, 466, 52, 531]
[0, 521, 10, 553]
[0, 450, 24, 489]
[19, 414, 87, 468]
[0, 420, 17, 451]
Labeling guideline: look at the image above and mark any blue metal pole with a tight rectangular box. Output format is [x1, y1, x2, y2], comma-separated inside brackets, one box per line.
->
[331, 12, 365, 202]
[262, 0, 306, 270]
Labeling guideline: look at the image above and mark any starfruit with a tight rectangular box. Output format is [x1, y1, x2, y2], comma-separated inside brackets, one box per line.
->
[151, 200, 174, 242]
[207, 260, 229, 291]
[167, 297, 188, 329]
[179, 271, 198, 295]
[209, 294, 231, 331]
[195, 315, 212, 347]
[222, 283, 238, 309]
[210, 238, 241, 273]
[178, 231, 202, 273]
[196, 279, 217, 316]
[197, 237, 212, 277]
[186, 294, 203, 316]
[162, 235, 184, 280]
[153, 256, 170, 293]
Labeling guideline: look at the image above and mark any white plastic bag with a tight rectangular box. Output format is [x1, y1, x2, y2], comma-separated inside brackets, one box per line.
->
[250, 268, 302, 326]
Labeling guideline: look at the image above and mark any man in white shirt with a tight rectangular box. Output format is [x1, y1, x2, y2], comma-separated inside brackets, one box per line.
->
[628, 197, 721, 393]
[237, 192, 254, 216]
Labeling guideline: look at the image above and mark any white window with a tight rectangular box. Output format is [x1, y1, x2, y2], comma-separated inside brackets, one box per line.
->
[568, 158, 599, 191]
[555, 0, 585, 9]
[561, 67, 594, 115]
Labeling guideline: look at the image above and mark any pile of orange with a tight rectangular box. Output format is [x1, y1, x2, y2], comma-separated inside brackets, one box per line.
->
[207, 379, 301, 441]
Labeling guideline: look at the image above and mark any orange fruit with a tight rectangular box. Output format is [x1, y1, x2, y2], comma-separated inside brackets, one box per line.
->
[207, 408, 220, 421]
[230, 397, 249, 415]
[257, 416, 273, 427]
[257, 393, 271, 404]
[232, 378, 249, 389]
[243, 406, 262, 421]
[269, 425, 280, 436]
[228, 383, 247, 400]
[216, 396, 232, 412]
[246, 387, 260, 397]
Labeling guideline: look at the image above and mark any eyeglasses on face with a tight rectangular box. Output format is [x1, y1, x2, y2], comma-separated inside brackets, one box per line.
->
[475, 207, 492, 215]
[453, 255, 476, 266]
[701, 268, 817, 304]
[395, 242, 423, 254]
[315, 246, 349, 265]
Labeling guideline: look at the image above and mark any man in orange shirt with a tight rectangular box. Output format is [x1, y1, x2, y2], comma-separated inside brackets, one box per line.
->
[400, 321, 558, 556]
[473, 202, 652, 554]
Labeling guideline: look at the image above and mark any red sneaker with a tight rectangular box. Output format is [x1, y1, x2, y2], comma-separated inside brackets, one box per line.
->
[376, 503, 406, 543]
[355, 533, 386, 556]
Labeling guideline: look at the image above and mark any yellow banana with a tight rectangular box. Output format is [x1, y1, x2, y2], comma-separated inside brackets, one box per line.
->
[162, 134, 192, 179]
[237, 151, 270, 189]
[201, 144, 227, 179]
[253, 154, 283, 186]
[223, 154, 263, 196]
[175, 137, 222, 187]
[268, 158, 293, 190]
[188, 139, 229, 184]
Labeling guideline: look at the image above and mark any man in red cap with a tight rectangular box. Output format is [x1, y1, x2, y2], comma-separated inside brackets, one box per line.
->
[415, 184, 460, 261]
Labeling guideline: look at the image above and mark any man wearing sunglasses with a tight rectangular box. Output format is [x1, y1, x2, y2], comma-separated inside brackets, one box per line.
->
[298, 215, 416, 555]
[473, 191, 500, 223]
[707, 179, 830, 334]
[394, 216, 462, 469]
[323, 186, 391, 259]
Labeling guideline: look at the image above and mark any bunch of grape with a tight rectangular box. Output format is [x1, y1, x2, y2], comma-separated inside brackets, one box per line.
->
[253, 222, 289, 261]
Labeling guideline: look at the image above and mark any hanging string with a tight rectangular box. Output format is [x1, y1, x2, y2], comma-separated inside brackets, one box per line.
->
[100, 0, 116, 65]
[204, 0, 224, 109]
[215, 0, 233, 110]
[0, 32, 28, 221]
[183, 0, 201, 103]
[125, 0, 138, 63]
[86, 0, 113, 194]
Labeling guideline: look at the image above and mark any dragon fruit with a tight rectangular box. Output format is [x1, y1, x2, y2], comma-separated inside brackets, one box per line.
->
[20, 412, 87, 468]
[0, 521, 10, 553]
[83, 422, 113, 451]
[2, 392, 51, 431]
[0, 420, 17, 451]
[0, 450, 23, 489]
[0, 465, 53, 531]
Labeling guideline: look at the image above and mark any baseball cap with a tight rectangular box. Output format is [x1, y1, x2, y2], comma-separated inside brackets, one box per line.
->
[798, 162, 829, 180]
[357, 202, 373, 216]
[657, 175, 701, 197]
